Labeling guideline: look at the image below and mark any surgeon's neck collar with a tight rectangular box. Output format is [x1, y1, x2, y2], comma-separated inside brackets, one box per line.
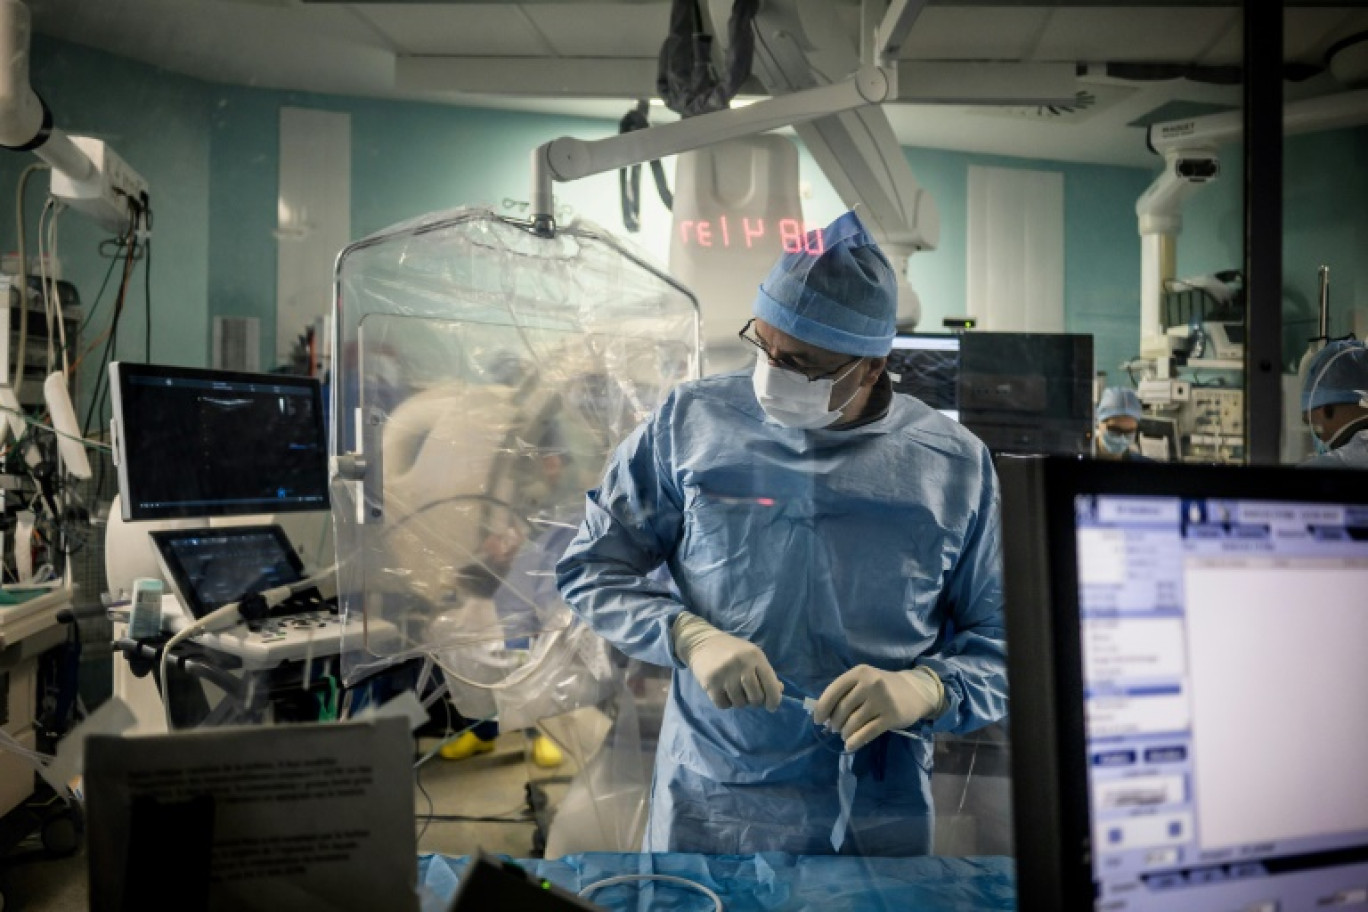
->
[831, 371, 892, 430]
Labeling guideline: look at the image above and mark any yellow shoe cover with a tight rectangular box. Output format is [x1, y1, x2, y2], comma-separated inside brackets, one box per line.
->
[439, 730, 496, 761]
[531, 733, 564, 769]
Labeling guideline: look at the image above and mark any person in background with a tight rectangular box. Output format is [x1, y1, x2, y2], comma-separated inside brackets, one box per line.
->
[556, 211, 1007, 856]
[1301, 339, 1368, 469]
[1094, 387, 1151, 461]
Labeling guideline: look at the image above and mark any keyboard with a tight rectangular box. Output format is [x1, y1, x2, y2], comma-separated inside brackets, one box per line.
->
[160, 594, 400, 671]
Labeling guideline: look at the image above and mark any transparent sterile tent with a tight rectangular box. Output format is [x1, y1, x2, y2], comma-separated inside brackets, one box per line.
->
[329, 209, 697, 832]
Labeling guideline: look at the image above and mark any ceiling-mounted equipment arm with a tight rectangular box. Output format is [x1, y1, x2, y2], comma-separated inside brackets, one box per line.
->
[872, 0, 930, 68]
[0, 0, 148, 233]
[530, 65, 893, 237]
[0, 0, 87, 176]
[1135, 86, 1368, 354]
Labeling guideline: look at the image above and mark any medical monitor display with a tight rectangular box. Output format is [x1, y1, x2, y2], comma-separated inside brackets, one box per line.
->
[888, 334, 959, 420]
[957, 332, 1093, 455]
[149, 526, 304, 619]
[110, 363, 329, 520]
[1000, 458, 1368, 911]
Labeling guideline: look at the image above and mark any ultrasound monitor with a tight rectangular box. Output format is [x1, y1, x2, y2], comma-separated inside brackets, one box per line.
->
[999, 456, 1368, 911]
[110, 363, 329, 521]
[149, 525, 305, 620]
[888, 334, 959, 420]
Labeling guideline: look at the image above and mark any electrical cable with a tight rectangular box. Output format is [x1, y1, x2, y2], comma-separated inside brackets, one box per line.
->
[45, 201, 70, 377]
[79, 253, 121, 335]
[13, 162, 51, 398]
[157, 566, 338, 730]
[143, 205, 152, 362]
[78, 226, 139, 437]
[415, 758, 435, 844]
[579, 874, 724, 911]
[0, 404, 112, 452]
[36, 197, 54, 373]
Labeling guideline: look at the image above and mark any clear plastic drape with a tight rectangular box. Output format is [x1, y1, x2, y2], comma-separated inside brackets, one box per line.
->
[329, 207, 699, 717]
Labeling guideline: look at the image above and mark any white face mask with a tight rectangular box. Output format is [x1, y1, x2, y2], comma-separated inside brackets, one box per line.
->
[752, 353, 863, 429]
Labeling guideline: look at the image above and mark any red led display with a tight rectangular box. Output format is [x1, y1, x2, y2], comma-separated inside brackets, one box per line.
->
[676, 217, 826, 255]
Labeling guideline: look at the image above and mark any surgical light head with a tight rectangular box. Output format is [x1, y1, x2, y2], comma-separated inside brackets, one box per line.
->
[1301, 339, 1368, 415]
[752, 211, 898, 357]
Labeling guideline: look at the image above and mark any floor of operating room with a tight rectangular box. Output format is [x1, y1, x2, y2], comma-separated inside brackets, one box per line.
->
[0, 726, 1009, 910]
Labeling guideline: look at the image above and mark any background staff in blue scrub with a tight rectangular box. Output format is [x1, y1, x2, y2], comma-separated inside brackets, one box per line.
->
[1094, 387, 1151, 461]
[1301, 340, 1368, 469]
[557, 211, 1007, 856]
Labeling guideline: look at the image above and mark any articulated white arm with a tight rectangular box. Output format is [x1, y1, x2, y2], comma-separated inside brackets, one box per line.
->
[530, 66, 893, 235]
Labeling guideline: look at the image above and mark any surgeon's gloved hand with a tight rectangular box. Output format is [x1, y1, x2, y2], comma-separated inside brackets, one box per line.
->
[813, 665, 946, 751]
[672, 611, 783, 711]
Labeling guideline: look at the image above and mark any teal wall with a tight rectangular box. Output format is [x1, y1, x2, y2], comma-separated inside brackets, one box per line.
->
[15, 35, 1365, 423]
[0, 36, 210, 421]
[206, 86, 667, 360]
[799, 147, 1153, 385]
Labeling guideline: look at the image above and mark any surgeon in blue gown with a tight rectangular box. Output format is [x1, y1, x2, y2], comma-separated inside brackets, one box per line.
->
[556, 212, 1007, 857]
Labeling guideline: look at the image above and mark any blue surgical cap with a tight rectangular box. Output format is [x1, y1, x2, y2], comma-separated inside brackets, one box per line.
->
[752, 211, 898, 357]
[1097, 387, 1143, 423]
[1301, 339, 1368, 413]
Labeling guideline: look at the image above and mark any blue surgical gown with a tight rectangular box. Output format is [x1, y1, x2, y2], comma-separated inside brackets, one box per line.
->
[1302, 429, 1368, 469]
[556, 371, 1007, 856]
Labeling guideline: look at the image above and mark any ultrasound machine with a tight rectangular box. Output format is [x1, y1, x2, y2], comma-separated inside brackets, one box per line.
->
[106, 362, 396, 728]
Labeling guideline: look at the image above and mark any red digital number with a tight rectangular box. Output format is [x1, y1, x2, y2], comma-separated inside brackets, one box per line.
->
[803, 222, 825, 255]
[695, 220, 713, 247]
[779, 219, 804, 254]
[718, 215, 731, 247]
[743, 217, 765, 248]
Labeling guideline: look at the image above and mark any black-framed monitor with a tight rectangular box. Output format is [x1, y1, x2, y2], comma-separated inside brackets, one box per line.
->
[109, 362, 329, 521]
[888, 333, 960, 420]
[148, 525, 305, 620]
[958, 332, 1093, 455]
[998, 456, 1368, 911]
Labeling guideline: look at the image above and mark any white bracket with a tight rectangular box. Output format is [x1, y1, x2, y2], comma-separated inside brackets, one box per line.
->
[873, 0, 929, 69]
[530, 66, 893, 236]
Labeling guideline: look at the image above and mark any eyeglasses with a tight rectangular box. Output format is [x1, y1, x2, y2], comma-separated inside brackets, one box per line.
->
[738, 319, 860, 383]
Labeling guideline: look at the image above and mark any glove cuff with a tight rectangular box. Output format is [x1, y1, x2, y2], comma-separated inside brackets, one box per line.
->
[671, 610, 724, 665]
[902, 666, 948, 720]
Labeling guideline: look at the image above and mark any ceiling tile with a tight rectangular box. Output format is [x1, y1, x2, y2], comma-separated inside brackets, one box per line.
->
[1033, 8, 1237, 63]
[355, 4, 548, 56]
[899, 7, 1054, 61]
[521, 3, 669, 57]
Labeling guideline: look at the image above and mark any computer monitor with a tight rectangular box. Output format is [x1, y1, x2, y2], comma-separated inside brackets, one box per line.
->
[110, 363, 329, 521]
[999, 456, 1368, 911]
[888, 333, 959, 420]
[148, 525, 305, 620]
[957, 332, 1093, 455]
[1138, 417, 1181, 462]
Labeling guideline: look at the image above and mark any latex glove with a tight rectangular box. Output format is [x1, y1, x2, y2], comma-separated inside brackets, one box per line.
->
[672, 611, 782, 711]
[813, 665, 945, 751]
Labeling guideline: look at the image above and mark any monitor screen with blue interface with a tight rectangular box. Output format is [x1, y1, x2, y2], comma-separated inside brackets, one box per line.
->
[150, 526, 303, 618]
[1074, 492, 1368, 911]
[888, 334, 959, 420]
[111, 363, 329, 520]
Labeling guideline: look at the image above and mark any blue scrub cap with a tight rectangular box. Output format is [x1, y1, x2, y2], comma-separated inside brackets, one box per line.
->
[1301, 339, 1368, 412]
[752, 211, 898, 357]
[1097, 387, 1143, 423]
